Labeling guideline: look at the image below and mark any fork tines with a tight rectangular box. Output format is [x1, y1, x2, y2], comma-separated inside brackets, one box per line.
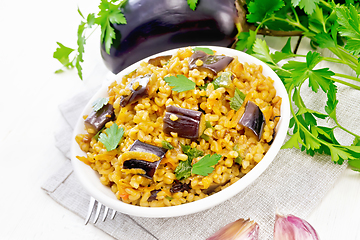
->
[84, 197, 116, 225]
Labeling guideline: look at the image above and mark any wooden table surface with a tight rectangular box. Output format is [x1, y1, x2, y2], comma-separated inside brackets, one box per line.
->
[1, 0, 360, 239]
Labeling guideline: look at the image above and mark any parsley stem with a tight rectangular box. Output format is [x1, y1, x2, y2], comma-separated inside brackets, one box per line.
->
[337, 46, 359, 65]
[290, 91, 330, 151]
[288, 54, 352, 68]
[322, 57, 356, 68]
[289, 85, 358, 153]
[272, 17, 308, 33]
[85, 25, 99, 41]
[334, 73, 360, 83]
[328, 47, 358, 67]
[334, 120, 360, 139]
[290, 6, 300, 25]
[319, 0, 333, 10]
[330, 77, 360, 90]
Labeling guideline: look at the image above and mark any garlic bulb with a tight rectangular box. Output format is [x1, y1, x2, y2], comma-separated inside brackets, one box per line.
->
[206, 218, 259, 240]
[274, 213, 320, 240]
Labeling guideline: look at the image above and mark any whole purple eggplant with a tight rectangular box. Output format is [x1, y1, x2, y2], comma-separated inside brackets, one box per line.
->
[101, 0, 239, 74]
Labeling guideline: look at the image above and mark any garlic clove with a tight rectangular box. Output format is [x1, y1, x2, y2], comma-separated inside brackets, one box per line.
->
[207, 218, 259, 240]
[274, 213, 320, 240]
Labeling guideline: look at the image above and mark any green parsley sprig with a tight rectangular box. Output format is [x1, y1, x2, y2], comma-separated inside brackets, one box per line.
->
[175, 144, 204, 180]
[192, 154, 222, 176]
[92, 97, 109, 112]
[174, 144, 222, 179]
[249, 37, 360, 171]
[53, 0, 127, 80]
[54, 0, 198, 80]
[230, 88, 246, 111]
[164, 75, 196, 92]
[236, 0, 360, 171]
[98, 123, 124, 151]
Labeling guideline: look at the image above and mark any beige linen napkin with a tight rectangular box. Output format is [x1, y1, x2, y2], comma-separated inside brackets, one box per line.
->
[42, 75, 356, 239]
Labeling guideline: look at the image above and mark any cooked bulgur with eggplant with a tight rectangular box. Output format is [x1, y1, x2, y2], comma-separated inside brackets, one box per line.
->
[76, 47, 282, 207]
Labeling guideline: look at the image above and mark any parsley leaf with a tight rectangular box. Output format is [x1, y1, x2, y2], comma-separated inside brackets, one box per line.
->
[233, 144, 243, 164]
[212, 72, 233, 89]
[308, 6, 326, 34]
[349, 138, 360, 171]
[98, 123, 124, 151]
[193, 47, 214, 55]
[53, 42, 74, 72]
[271, 38, 296, 63]
[336, 2, 360, 55]
[187, 0, 198, 11]
[75, 21, 86, 80]
[54, 1, 126, 79]
[308, 68, 334, 93]
[247, 0, 285, 23]
[175, 144, 204, 180]
[324, 84, 338, 120]
[282, 51, 335, 93]
[236, 30, 257, 52]
[92, 97, 109, 112]
[313, 33, 336, 49]
[96, 0, 127, 54]
[230, 88, 246, 111]
[175, 160, 193, 180]
[181, 144, 204, 162]
[344, 39, 360, 55]
[164, 75, 196, 92]
[291, 0, 319, 15]
[192, 154, 222, 176]
[252, 38, 276, 65]
[336, 5, 360, 40]
[281, 128, 303, 149]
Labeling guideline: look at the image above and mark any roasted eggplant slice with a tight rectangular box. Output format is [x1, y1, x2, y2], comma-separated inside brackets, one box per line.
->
[120, 74, 151, 107]
[163, 105, 205, 139]
[203, 181, 229, 194]
[170, 180, 190, 193]
[101, 0, 239, 74]
[238, 101, 265, 141]
[188, 50, 234, 74]
[148, 55, 172, 67]
[84, 104, 115, 134]
[147, 189, 161, 202]
[123, 140, 168, 179]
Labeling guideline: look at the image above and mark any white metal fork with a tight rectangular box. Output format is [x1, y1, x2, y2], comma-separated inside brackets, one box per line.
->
[84, 197, 117, 225]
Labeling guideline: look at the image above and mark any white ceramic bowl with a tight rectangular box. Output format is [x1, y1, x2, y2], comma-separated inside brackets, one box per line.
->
[71, 46, 290, 218]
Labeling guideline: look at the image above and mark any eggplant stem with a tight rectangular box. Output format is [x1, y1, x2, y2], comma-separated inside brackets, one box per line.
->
[253, 27, 303, 37]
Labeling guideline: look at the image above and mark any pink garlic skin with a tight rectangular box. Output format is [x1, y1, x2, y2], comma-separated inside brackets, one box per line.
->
[207, 218, 259, 240]
[274, 214, 320, 240]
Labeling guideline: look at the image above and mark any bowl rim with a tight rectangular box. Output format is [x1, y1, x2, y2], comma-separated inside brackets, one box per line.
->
[70, 45, 291, 218]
